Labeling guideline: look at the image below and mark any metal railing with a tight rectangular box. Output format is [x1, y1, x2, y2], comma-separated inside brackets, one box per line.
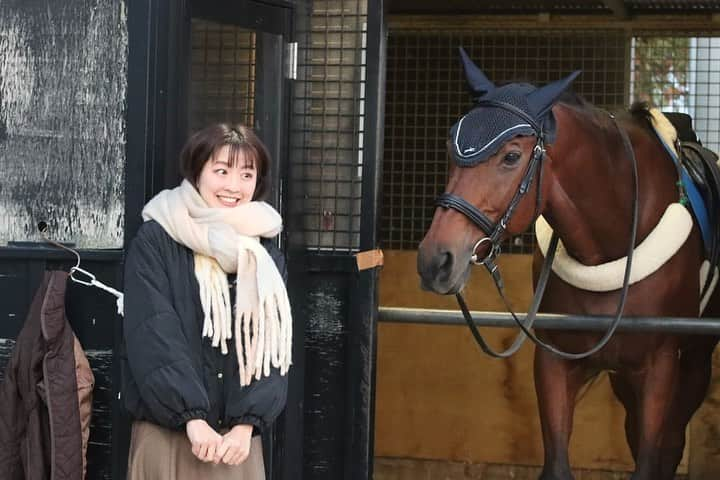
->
[379, 306, 720, 335]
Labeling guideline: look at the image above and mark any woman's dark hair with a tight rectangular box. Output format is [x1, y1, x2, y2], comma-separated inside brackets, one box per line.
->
[179, 123, 271, 200]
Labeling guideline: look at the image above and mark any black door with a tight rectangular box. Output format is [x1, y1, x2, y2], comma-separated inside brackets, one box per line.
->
[124, 0, 293, 479]
[185, 0, 291, 207]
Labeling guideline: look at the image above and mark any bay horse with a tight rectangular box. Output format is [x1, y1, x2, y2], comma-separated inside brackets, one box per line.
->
[417, 49, 719, 479]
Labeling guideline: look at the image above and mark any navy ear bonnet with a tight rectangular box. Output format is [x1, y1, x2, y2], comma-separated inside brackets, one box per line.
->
[451, 83, 543, 166]
[451, 48, 580, 167]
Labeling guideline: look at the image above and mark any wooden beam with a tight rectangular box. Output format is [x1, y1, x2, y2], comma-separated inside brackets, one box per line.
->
[603, 0, 629, 19]
[388, 14, 720, 32]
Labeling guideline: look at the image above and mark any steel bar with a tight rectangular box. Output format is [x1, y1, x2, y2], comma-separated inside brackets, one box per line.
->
[379, 307, 720, 335]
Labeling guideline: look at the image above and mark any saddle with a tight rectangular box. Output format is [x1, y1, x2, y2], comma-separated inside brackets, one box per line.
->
[664, 112, 720, 296]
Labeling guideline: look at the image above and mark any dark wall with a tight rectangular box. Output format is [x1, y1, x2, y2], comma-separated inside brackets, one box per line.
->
[0, 0, 127, 249]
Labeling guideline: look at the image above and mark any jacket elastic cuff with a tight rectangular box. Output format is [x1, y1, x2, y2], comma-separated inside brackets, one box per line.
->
[228, 414, 266, 434]
[175, 409, 207, 428]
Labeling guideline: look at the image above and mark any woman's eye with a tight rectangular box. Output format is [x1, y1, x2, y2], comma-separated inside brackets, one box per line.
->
[503, 152, 521, 165]
[215, 169, 227, 175]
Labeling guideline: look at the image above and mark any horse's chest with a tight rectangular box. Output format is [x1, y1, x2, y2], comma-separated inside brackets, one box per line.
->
[537, 330, 670, 369]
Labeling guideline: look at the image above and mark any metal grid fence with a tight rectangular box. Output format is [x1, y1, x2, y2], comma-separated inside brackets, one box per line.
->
[631, 34, 720, 152]
[288, 0, 368, 252]
[381, 28, 720, 252]
[189, 19, 256, 131]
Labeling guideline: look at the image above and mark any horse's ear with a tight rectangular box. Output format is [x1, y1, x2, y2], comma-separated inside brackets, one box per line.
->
[527, 70, 581, 117]
[459, 47, 495, 97]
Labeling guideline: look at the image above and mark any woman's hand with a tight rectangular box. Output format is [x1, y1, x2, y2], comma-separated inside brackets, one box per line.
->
[186, 419, 223, 463]
[214, 424, 253, 465]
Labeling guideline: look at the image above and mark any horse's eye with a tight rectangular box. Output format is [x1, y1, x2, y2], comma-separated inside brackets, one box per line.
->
[503, 151, 522, 165]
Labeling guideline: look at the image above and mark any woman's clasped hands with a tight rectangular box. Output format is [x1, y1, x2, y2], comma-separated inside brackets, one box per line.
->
[186, 419, 253, 466]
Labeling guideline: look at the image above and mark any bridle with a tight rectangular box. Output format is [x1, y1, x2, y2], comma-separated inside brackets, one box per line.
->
[436, 101, 639, 360]
[438, 99, 547, 289]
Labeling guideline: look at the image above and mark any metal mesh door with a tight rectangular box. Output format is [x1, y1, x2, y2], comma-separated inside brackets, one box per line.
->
[190, 19, 256, 130]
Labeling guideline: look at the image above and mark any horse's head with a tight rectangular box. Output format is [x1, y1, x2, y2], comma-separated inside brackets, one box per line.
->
[417, 48, 580, 294]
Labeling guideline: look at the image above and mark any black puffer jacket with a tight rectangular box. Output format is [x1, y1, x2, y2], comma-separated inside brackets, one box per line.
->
[120, 220, 288, 433]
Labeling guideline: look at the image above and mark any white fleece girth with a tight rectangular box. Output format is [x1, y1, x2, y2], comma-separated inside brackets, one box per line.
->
[535, 203, 693, 292]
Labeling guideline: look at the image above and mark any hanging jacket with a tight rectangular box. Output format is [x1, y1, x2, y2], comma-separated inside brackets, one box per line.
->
[120, 220, 288, 433]
[0, 271, 95, 480]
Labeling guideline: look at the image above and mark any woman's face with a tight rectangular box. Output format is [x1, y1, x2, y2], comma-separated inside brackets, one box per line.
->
[197, 145, 257, 208]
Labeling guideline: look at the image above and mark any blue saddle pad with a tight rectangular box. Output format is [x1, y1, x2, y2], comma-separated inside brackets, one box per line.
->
[654, 132, 711, 251]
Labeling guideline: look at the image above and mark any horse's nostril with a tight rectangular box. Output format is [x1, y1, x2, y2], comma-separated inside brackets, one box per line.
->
[418, 244, 458, 292]
[437, 250, 454, 274]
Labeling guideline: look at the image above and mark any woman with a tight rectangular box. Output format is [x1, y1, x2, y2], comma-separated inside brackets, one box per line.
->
[121, 123, 292, 479]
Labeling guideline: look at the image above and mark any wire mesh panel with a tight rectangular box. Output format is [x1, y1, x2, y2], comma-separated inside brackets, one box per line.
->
[631, 34, 720, 152]
[381, 30, 627, 252]
[190, 19, 256, 131]
[289, 0, 368, 252]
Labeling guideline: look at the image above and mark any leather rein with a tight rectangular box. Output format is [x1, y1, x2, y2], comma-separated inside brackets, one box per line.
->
[436, 101, 639, 360]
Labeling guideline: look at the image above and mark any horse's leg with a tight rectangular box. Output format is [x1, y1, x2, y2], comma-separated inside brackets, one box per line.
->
[608, 372, 639, 461]
[628, 344, 681, 480]
[534, 347, 588, 480]
[656, 336, 717, 478]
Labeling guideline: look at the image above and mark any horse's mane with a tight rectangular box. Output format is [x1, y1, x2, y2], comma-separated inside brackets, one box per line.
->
[556, 93, 654, 136]
[482, 82, 650, 135]
[557, 90, 590, 108]
[628, 101, 656, 132]
[555, 91, 615, 131]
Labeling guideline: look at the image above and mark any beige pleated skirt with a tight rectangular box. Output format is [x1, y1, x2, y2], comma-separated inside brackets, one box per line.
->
[127, 421, 265, 480]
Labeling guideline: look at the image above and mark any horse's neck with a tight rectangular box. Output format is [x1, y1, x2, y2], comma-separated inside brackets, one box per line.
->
[544, 106, 673, 266]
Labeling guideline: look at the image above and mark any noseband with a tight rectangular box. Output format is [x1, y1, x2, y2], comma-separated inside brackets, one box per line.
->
[436, 104, 640, 360]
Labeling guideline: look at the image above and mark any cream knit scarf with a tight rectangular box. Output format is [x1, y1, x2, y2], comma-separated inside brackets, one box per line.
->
[142, 180, 292, 386]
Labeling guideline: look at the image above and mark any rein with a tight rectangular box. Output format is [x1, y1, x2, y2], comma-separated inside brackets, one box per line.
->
[439, 106, 639, 359]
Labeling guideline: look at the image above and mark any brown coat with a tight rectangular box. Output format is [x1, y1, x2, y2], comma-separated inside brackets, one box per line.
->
[0, 271, 94, 480]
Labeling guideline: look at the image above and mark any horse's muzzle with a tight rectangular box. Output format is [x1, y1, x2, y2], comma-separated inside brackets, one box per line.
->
[417, 243, 469, 294]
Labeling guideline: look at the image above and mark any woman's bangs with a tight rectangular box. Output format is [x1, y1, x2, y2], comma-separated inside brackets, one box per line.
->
[226, 144, 257, 170]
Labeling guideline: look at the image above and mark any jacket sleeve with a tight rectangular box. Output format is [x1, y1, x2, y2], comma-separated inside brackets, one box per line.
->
[123, 224, 210, 429]
[226, 241, 289, 432]
[225, 367, 288, 432]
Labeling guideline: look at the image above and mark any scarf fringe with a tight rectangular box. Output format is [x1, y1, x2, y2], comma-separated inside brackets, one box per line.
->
[143, 181, 291, 388]
[194, 252, 292, 387]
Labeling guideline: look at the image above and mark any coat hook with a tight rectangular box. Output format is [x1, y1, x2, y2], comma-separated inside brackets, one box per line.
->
[37, 221, 81, 270]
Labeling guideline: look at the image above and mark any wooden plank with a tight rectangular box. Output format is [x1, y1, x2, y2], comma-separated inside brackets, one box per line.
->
[376, 250, 691, 473]
[388, 14, 720, 31]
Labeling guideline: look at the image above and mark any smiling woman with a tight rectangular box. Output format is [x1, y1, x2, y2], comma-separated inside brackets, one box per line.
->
[120, 123, 291, 480]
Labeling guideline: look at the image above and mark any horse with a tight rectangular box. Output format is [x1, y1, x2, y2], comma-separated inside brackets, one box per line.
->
[416, 49, 720, 480]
